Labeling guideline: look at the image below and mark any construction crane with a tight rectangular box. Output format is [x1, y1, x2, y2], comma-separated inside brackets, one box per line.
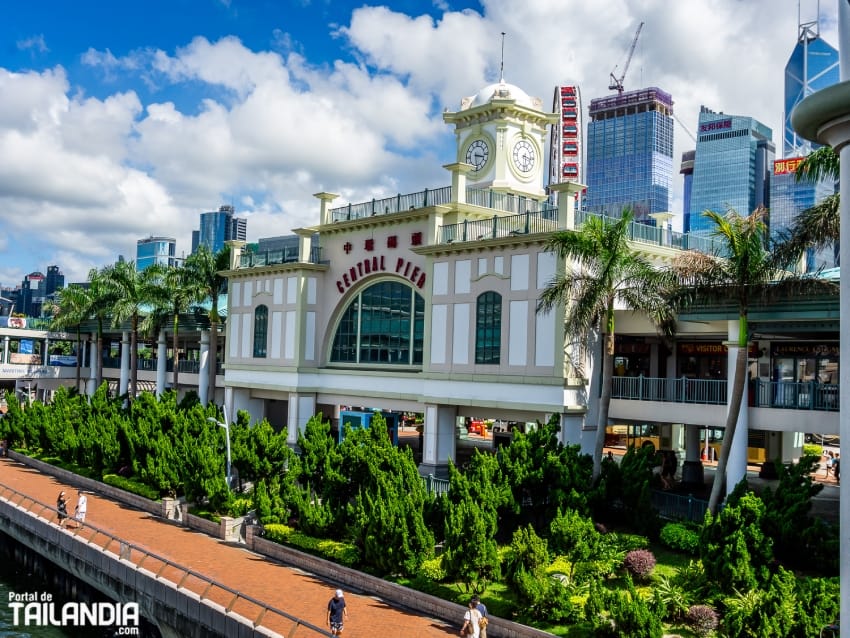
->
[608, 21, 644, 94]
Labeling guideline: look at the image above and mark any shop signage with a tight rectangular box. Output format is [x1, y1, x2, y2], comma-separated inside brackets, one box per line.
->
[771, 343, 839, 357]
[336, 256, 427, 294]
[678, 342, 759, 356]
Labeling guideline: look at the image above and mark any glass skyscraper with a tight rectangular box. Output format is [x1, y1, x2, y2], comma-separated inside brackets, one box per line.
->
[784, 20, 839, 156]
[136, 236, 177, 271]
[192, 205, 247, 254]
[685, 107, 774, 234]
[585, 87, 674, 220]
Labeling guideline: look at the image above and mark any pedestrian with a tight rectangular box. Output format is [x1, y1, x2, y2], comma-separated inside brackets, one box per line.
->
[326, 588, 347, 636]
[73, 489, 88, 527]
[834, 454, 840, 484]
[825, 451, 834, 477]
[56, 491, 68, 527]
[472, 595, 488, 638]
[460, 598, 482, 637]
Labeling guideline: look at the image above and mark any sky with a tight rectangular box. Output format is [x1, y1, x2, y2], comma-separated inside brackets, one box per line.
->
[0, 0, 841, 286]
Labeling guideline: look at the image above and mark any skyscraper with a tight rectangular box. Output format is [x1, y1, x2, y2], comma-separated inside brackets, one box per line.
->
[783, 17, 839, 156]
[136, 236, 177, 271]
[584, 87, 674, 220]
[548, 85, 583, 191]
[192, 205, 247, 254]
[44, 265, 64, 297]
[686, 107, 774, 234]
[679, 150, 695, 220]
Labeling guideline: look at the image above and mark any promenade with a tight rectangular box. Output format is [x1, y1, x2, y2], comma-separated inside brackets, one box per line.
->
[0, 457, 458, 638]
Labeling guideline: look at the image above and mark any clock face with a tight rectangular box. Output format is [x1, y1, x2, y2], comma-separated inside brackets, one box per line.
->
[465, 139, 489, 171]
[512, 139, 536, 173]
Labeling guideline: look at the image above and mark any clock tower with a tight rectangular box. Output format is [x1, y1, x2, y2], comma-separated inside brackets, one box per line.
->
[443, 81, 558, 200]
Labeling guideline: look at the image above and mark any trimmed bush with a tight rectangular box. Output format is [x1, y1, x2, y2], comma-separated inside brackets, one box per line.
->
[419, 556, 446, 582]
[102, 474, 161, 501]
[622, 549, 655, 580]
[686, 604, 718, 637]
[802, 444, 822, 458]
[659, 522, 700, 555]
[263, 523, 360, 567]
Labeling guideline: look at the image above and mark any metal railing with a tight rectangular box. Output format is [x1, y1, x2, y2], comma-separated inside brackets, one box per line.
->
[239, 245, 322, 268]
[439, 209, 559, 243]
[611, 376, 840, 412]
[0, 484, 332, 637]
[651, 489, 709, 522]
[422, 474, 450, 496]
[330, 186, 452, 222]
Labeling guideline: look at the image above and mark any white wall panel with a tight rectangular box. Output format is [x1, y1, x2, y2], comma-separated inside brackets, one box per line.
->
[511, 254, 529, 291]
[229, 313, 240, 357]
[494, 256, 504, 275]
[537, 251, 556, 289]
[431, 304, 448, 364]
[241, 313, 252, 358]
[535, 310, 555, 366]
[509, 301, 528, 365]
[478, 257, 487, 276]
[307, 277, 317, 305]
[286, 277, 297, 304]
[284, 311, 296, 359]
[433, 262, 449, 296]
[231, 282, 241, 308]
[455, 260, 471, 294]
[271, 311, 283, 359]
[273, 278, 284, 305]
[452, 303, 470, 364]
[242, 282, 252, 307]
[305, 312, 316, 360]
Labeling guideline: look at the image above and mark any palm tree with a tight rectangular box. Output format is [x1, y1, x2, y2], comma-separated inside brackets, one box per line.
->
[183, 245, 230, 402]
[538, 210, 677, 481]
[777, 146, 840, 262]
[102, 260, 163, 400]
[670, 206, 836, 514]
[50, 285, 89, 392]
[150, 262, 203, 392]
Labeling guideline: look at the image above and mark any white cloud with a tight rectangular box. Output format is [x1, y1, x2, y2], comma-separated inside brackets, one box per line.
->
[17, 34, 49, 54]
[0, 0, 841, 284]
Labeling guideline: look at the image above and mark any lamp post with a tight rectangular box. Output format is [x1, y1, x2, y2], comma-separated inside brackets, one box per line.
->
[207, 412, 231, 490]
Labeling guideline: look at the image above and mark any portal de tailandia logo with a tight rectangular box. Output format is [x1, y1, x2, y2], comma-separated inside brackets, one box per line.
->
[7, 590, 140, 635]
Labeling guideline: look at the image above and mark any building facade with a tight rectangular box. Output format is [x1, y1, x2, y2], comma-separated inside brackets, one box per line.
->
[192, 205, 247, 254]
[584, 87, 674, 220]
[136, 236, 177, 271]
[548, 85, 583, 192]
[686, 107, 774, 234]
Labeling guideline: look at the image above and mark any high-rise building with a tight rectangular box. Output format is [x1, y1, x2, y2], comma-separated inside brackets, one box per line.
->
[584, 87, 674, 220]
[44, 265, 64, 297]
[16, 271, 45, 317]
[686, 107, 774, 234]
[136, 236, 177, 271]
[679, 150, 695, 219]
[783, 17, 839, 156]
[548, 85, 583, 192]
[192, 205, 247, 254]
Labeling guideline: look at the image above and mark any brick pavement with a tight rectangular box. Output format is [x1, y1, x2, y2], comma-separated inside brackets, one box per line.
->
[0, 458, 459, 638]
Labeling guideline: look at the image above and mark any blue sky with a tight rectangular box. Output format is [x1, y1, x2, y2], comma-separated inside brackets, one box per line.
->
[0, 0, 840, 286]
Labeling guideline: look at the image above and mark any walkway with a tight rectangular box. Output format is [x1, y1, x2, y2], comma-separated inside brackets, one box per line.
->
[0, 458, 458, 638]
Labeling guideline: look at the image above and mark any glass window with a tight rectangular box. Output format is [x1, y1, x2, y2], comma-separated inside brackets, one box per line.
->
[330, 281, 424, 365]
[253, 305, 268, 358]
[475, 291, 502, 364]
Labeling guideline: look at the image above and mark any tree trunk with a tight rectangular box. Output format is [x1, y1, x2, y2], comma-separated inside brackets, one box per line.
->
[593, 333, 615, 481]
[74, 328, 82, 393]
[208, 315, 218, 405]
[129, 316, 138, 400]
[707, 345, 749, 514]
[95, 323, 103, 389]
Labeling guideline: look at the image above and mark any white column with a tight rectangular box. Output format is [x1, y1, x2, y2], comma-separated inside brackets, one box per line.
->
[198, 330, 210, 406]
[560, 413, 584, 447]
[725, 319, 749, 494]
[43, 338, 49, 365]
[155, 330, 167, 397]
[286, 393, 317, 446]
[419, 404, 457, 478]
[3, 335, 9, 364]
[86, 335, 97, 396]
[118, 331, 130, 397]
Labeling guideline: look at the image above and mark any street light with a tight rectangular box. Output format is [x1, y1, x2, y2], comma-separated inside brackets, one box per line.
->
[208, 410, 231, 490]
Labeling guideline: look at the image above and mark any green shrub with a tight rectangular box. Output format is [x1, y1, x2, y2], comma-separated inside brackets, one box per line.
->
[419, 556, 446, 582]
[102, 474, 161, 501]
[262, 523, 360, 567]
[802, 444, 822, 458]
[659, 522, 700, 555]
[595, 575, 662, 638]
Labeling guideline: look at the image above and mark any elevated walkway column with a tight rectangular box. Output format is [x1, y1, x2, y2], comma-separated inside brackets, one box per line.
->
[419, 404, 457, 479]
[681, 423, 704, 486]
[118, 331, 130, 397]
[286, 393, 317, 446]
[86, 334, 97, 396]
[725, 319, 748, 494]
[3, 335, 8, 364]
[198, 331, 210, 406]
[156, 330, 167, 397]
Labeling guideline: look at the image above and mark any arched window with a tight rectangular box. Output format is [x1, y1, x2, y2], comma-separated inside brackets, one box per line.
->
[253, 305, 268, 358]
[475, 292, 501, 364]
[330, 281, 424, 365]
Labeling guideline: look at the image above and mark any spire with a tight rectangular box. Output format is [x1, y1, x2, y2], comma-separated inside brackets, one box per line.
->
[499, 32, 506, 82]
